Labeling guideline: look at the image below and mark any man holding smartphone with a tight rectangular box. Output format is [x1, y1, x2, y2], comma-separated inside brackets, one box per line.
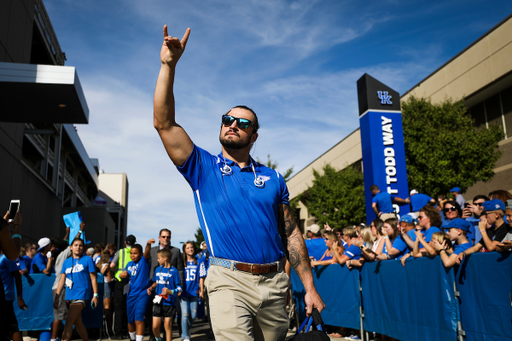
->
[153, 26, 324, 340]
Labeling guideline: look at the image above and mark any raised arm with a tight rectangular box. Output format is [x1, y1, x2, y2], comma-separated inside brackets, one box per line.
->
[154, 26, 194, 167]
[145, 239, 155, 260]
[1, 211, 22, 260]
[279, 204, 324, 315]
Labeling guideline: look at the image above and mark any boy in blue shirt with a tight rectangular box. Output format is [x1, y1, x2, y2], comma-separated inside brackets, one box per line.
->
[147, 248, 182, 341]
[434, 218, 472, 268]
[120, 239, 154, 341]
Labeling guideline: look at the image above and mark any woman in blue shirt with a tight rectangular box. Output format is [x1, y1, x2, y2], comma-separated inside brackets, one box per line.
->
[54, 238, 98, 341]
[180, 242, 206, 341]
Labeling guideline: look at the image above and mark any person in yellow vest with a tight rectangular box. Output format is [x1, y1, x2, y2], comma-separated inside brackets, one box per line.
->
[110, 234, 136, 339]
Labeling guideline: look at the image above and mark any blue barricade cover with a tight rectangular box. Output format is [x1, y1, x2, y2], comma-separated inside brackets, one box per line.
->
[14, 273, 104, 331]
[291, 264, 361, 329]
[456, 251, 512, 341]
[361, 258, 458, 341]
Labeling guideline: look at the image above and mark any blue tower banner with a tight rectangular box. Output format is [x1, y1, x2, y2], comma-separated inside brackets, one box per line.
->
[357, 74, 410, 223]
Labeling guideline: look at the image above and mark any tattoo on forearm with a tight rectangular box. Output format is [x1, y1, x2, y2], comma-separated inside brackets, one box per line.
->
[279, 204, 311, 275]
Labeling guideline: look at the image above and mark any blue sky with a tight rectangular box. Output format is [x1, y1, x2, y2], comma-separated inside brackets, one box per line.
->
[44, 0, 512, 246]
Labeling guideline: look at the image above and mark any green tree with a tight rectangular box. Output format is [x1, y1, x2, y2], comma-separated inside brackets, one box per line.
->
[194, 227, 204, 250]
[256, 154, 294, 181]
[299, 164, 365, 228]
[402, 97, 503, 197]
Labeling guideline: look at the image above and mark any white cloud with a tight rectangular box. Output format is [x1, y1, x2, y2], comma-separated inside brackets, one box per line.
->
[43, 0, 486, 245]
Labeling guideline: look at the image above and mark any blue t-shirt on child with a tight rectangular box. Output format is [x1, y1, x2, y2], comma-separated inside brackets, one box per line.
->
[183, 259, 207, 298]
[126, 256, 150, 297]
[62, 255, 96, 301]
[453, 242, 472, 255]
[152, 265, 181, 306]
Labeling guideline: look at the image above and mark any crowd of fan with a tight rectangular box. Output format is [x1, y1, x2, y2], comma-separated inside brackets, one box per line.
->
[304, 186, 512, 340]
[0, 219, 213, 341]
[1, 187, 511, 341]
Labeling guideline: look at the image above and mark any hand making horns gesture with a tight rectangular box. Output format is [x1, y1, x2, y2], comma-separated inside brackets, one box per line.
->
[161, 25, 191, 68]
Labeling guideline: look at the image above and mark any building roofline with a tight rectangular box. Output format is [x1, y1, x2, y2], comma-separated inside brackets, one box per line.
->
[401, 13, 512, 99]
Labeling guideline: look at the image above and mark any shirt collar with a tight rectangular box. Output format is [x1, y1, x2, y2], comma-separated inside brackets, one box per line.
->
[217, 152, 261, 172]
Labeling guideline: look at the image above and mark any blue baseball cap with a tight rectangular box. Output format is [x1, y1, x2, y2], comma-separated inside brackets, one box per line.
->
[482, 199, 505, 212]
[449, 187, 461, 193]
[443, 218, 471, 232]
[399, 214, 416, 224]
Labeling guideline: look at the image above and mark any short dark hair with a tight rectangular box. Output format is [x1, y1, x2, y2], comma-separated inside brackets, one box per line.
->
[95, 243, 104, 253]
[370, 185, 379, 192]
[226, 105, 260, 133]
[473, 194, 490, 202]
[131, 244, 143, 253]
[159, 228, 171, 237]
[443, 200, 462, 218]
[158, 248, 171, 260]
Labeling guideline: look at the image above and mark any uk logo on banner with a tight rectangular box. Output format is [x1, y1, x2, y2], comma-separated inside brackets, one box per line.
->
[377, 91, 392, 105]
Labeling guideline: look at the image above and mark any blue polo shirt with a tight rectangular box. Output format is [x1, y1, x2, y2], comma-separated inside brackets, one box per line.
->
[177, 145, 289, 264]
[410, 193, 433, 212]
[0, 255, 18, 301]
[372, 192, 394, 214]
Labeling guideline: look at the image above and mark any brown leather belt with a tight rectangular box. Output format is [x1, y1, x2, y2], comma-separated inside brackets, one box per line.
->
[234, 262, 279, 274]
[210, 257, 280, 275]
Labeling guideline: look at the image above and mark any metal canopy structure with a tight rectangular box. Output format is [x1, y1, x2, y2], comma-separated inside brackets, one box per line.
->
[0, 62, 89, 124]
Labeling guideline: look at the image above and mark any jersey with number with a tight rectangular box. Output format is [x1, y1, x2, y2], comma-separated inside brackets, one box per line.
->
[182, 259, 206, 298]
[62, 256, 96, 300]
[152, 265, 181, 306]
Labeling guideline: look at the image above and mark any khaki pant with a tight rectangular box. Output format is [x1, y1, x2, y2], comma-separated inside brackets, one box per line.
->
[206, 264, 289, 341]
[380, 212, 397, 221]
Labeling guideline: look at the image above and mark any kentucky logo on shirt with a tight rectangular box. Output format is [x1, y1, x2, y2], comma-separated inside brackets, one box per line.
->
[127, 264, 139, 276]
[65, 263, 85, 273]
[156, 271, 172, 285]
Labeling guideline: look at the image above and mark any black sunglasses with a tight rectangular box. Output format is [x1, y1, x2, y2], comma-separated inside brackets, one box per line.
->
[160, 235, 170, 239]
[473, 202, 484, 206]
[443, 207, 457, 212]
[222, 115, 255, 130]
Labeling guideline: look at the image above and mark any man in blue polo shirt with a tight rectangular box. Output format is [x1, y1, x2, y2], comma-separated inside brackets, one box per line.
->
[153, 27, 324, 340]
[370, 185, 408, 220]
